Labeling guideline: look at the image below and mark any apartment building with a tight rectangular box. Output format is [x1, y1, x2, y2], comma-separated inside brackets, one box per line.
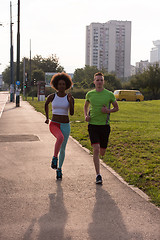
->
[150, 40, 160, 64]
[85, 20, 131, 79]
[135, 60, 150, 74]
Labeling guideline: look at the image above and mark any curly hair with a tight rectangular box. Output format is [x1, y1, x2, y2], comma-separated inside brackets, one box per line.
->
[50, 72, 73, 90]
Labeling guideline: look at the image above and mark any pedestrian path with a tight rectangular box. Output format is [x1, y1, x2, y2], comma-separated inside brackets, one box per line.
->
[0, 98, 159, 240]
[0, 91, 9, 118]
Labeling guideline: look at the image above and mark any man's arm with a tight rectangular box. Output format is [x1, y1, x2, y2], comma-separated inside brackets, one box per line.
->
[101, 100, 119, 114]
[84, 100, 90, 122]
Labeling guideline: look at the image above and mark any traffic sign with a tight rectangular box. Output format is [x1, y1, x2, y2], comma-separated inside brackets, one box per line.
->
[16, 81, 20, 86]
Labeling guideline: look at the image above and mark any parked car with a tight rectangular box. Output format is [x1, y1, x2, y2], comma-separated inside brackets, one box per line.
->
[114, 90, 144, 102]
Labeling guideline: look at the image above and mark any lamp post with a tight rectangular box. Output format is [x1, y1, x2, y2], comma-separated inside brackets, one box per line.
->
[0, 24, 3, 77]
[16, 0, 20, 107]
[10, 1, 14, 102]
[29, 39, 31, 87]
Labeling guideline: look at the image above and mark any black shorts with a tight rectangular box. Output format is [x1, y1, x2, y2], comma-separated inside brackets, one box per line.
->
[88, 124, 111, 149]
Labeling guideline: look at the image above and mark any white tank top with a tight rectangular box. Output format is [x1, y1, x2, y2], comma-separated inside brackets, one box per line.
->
[52, 93, 69, 116]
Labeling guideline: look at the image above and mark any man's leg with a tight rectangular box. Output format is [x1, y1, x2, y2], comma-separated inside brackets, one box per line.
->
[92, 144, 100, 175]
[99, 125, 110, 157]
[100, 148, 106, 157]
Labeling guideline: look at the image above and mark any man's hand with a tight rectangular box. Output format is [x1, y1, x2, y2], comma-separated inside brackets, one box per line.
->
[101, 105, 110, 114]
[85, 115, 90, 122]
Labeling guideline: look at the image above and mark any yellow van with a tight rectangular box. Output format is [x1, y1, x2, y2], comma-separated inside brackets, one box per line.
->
[114, 90, 144, 102]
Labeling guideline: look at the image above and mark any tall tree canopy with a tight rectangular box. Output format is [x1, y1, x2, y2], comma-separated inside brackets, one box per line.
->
[73, 65, 122, 90]
[2, 54, 64, 89]
[128, 64, 160, 99]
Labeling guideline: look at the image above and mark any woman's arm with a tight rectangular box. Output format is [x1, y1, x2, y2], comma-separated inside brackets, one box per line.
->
[44, 94, 54, 124]
[68, 93, 74, 115]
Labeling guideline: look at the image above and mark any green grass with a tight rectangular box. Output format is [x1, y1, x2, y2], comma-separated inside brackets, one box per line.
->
[27, 97, 160, 207]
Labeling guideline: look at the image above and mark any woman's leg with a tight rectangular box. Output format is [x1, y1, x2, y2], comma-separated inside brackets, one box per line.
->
[49, 122, 64, 157]
[58, 123, 70, 168]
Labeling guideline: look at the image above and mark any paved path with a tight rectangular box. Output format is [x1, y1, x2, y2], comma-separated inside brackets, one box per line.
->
[0, 94, 160, 240]
[0, 91, 9, 118]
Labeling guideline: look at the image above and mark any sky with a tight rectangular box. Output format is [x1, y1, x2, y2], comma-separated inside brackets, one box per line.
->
[0, 0, 160, 74]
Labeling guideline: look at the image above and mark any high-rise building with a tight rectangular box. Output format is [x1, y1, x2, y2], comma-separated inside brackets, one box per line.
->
[0, 75, 2, 89]
[85, 20, 131, 79]
[150, 40, 160, 63]
[135, 60, 150, 74]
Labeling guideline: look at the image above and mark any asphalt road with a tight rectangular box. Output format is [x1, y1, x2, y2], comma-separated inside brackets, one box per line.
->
[0, 93, 160, 240]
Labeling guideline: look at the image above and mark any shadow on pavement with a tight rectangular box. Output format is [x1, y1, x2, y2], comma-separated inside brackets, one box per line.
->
[23, 181, 70, 240]
[88, 185, 143, 240]
[37, 181, 70, 240]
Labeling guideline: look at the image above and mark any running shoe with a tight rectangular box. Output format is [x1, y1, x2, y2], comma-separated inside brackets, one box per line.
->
[51, 156, 58, 169]
[96, 174, 102, 184]
[56, 168, 62, 180]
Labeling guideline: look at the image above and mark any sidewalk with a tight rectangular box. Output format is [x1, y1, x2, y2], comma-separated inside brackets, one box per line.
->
[0, 97, 160, 240]
[0, 91, 9, 118]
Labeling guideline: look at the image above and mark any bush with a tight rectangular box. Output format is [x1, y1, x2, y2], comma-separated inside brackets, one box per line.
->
[25, 86, 55, 97]
[69, 88, 90, 99]
[141, 89, 160, 100]
[25, 86, 90, 99]
[45, 87, 55, 96]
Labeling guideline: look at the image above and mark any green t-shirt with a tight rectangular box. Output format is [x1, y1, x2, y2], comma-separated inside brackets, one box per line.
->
[86, 89, 116, 125]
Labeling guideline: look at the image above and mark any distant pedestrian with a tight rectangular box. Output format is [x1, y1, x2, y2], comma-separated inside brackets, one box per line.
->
[45, 72, 74, 180]
[84, 72, 119, 184]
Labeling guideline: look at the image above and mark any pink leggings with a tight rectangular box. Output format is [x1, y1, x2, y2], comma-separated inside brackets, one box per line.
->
[49, 121, 70, 168]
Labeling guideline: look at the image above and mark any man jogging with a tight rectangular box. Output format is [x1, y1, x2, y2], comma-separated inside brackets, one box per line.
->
[84, 72, 119, 184]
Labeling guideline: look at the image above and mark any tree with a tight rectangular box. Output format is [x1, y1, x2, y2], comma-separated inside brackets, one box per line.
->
[145, 64, 160, 99]
[32, 54, 64, 73]
[73, 65, 99, 85]
[124, 64, 160, 99]
[2, 67, 11, 86]
[104, 73, 122, 91]
[129, 73, 146, 90]
[73, 65, 121, 91]
[73, 67, 85, 83]
[32, 69, 45, 85]
[2, 54, 64, 90]
[2, 62, 17, 86]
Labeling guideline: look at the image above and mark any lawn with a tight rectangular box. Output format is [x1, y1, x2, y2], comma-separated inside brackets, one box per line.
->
[27, 97, 160, 206]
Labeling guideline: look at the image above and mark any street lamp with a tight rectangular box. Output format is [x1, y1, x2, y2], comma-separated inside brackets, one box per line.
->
[10, 1, 14, 102]
[16, 0, 20, 107]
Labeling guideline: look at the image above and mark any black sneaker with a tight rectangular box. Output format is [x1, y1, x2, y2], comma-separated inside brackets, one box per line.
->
[56, 168, 62, 180]
[51, 157, 58, 169]
[96, 174, 102, 184]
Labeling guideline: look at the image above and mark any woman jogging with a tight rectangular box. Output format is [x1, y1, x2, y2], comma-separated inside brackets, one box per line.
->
[45, 72, 74, 180]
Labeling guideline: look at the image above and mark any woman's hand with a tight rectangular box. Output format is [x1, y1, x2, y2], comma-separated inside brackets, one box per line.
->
[67, 93, 73, 102]
[68, 93, 74, 115]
